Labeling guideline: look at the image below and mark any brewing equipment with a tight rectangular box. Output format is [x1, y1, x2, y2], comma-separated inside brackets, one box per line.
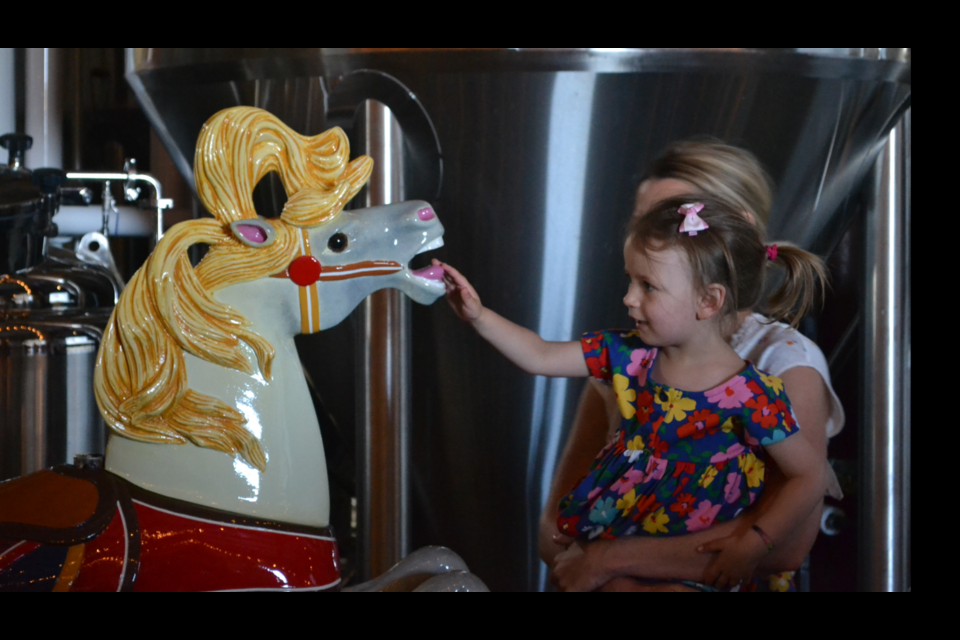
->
[126, 48, 911, 591]
[0, 134, 117, 481]
[0, 128, 172, 483]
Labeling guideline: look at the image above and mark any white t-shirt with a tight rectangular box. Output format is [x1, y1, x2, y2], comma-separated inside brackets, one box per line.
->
[731, 313, 845, 439]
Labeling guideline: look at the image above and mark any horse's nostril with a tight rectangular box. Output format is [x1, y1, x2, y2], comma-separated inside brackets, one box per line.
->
[417, 207, 435, 221]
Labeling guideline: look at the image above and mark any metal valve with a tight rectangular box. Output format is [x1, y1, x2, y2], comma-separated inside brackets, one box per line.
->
[0, 133, 33, 170]
[123, 158, 141, 201]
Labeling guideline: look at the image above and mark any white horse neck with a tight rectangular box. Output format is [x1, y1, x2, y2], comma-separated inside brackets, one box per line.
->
[105, 276, 331, 528]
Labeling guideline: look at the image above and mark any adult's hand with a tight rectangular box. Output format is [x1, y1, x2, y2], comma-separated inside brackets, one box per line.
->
[551, 542, 611, 592]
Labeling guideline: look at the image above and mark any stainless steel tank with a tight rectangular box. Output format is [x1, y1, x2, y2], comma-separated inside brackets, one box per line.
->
[0, 251, 118, 481]
[126, 48, 911, 591]
[0, 313, 108, 478]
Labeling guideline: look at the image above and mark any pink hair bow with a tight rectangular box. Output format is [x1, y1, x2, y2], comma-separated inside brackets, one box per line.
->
[678, 203, 709, 236]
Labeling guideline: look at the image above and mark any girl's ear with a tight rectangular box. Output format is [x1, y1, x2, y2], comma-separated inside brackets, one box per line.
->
[697, 283, 726, 321]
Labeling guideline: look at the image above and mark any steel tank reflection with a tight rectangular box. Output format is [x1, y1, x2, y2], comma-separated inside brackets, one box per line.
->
[126, 49, 911, 591]
[0, 316, 108, 478]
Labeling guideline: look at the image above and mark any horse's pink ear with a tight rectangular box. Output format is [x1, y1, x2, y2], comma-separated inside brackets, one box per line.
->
[230, 219, 277, 248]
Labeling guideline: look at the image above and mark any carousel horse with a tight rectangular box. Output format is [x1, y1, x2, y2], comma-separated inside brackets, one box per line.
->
[0, 107, 480, 591]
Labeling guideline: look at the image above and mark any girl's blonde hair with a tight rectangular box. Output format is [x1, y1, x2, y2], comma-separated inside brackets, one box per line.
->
[628, 196, 827, 329]
[94, 107, 372, 471]
[641, 139, 774, 226]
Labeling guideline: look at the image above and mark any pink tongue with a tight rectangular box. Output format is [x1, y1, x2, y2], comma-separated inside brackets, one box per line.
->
[412, 265, 444, 281]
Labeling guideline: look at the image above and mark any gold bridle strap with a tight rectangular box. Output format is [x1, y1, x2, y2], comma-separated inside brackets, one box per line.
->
[297, 229, 321, 334]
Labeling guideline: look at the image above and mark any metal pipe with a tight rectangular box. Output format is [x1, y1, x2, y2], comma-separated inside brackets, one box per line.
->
[0, 48, 14, 136]
[901, 109, 911, 592]
[65, 171, 172, 243]
[21, 347, 48, 475]
[355, 99, 409, 581]
[25, 48, 62, 168]
[53, 205, 154, 237]
[860, 110, 910, 592]
[68, 47, 82, 171]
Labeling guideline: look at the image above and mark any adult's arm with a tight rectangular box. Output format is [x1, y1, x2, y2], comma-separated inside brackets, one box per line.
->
[550, 365, 831, 591]
[539, 380, 614, 568]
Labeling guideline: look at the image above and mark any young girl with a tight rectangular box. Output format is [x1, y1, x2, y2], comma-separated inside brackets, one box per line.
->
[438, 195, 828, 589]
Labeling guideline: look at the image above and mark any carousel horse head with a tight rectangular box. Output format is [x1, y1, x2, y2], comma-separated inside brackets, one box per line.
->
[94, 106, 444, 473]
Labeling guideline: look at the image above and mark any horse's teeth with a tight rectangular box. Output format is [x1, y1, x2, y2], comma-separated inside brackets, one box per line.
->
[416, 236, 445, 255]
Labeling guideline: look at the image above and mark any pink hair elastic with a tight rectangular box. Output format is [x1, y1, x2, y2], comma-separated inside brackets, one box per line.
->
[766, 244, 778, 261]
[678, 203, 709, 236]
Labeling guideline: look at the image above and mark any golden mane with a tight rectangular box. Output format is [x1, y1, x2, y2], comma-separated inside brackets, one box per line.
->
[95, 107, 372, 471]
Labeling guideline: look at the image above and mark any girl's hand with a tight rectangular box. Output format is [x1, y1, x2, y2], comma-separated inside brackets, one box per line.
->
[436, 259, 483, 323]
[697, 532, 768, 589]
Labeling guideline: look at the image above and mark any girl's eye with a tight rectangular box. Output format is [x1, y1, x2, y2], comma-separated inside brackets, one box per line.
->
[327, 233, 348, 252]
[644, 282, 655, 292]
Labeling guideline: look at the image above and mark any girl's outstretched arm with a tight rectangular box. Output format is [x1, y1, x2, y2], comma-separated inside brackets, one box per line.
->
[438, 260, 588, 378]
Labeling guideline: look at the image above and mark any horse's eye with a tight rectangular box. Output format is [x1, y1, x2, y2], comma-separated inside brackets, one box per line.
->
[327, 233, 348, 252]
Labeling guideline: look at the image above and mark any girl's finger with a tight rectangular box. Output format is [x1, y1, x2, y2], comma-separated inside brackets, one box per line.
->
[440, 262, 469, 285]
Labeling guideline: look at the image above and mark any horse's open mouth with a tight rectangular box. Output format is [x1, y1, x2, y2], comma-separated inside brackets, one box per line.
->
[408, 235, 446, 290]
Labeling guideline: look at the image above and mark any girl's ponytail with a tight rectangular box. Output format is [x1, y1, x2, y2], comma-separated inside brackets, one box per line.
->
[764, 243, 829, 327]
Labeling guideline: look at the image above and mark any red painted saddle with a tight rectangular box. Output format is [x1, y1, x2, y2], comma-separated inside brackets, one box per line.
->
[0, 465, 340, 592]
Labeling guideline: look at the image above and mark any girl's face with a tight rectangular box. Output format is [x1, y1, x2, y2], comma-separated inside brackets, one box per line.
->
[622, 241, 702, 347]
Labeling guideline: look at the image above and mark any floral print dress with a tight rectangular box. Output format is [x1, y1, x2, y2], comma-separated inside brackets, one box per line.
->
[558, 330, 799, 542]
